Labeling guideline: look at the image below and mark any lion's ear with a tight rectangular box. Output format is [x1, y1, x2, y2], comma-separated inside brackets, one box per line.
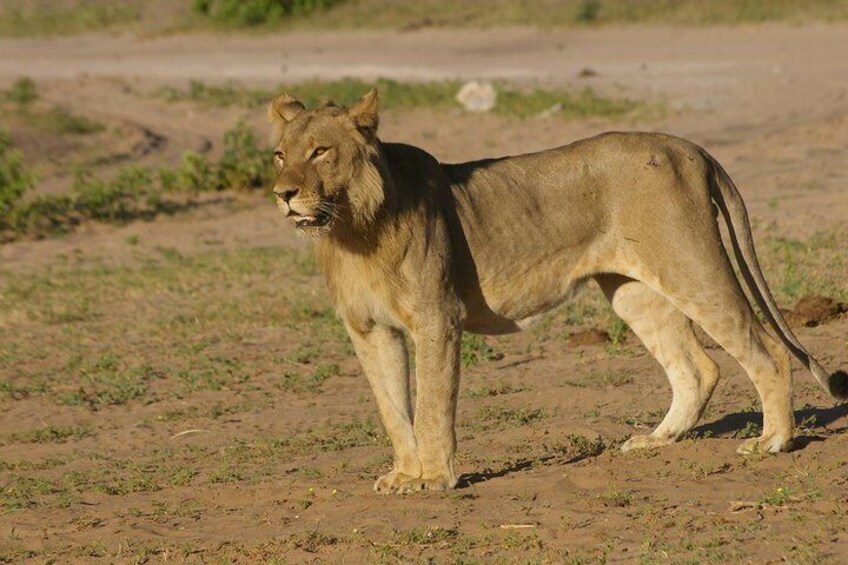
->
[347, 88, 379, 134]
[268, 93, 305, 124]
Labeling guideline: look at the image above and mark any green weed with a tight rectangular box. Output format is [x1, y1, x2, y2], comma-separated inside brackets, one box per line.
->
[0, 129, 35, 218]
[598, 486, 633, 507]
[546, 433, 607, 459]
[286, 529, 338, 552]
[59, 356, 162, 410]
[465, 382, 524, 399]
[476, 405, 546, 429]
[192, 0, 345, 27]
[733, 420, 762, 439]
[1, 425, 92, 446]
[461, 333, 500, 368]
[278, 364, 340, 393]
[276, 419, 383, 452]
[760, 486, 793, 506]
[760, 232, 848, 302]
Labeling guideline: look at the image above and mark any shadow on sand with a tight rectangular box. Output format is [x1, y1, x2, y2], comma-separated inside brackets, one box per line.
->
[457, 403, 847, 487]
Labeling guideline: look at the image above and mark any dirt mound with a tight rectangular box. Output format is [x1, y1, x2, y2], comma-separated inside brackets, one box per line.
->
[567, 328, 610, 347]
[781, 295, 847, 328]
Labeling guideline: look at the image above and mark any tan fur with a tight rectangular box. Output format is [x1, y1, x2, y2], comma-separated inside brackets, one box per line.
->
[267, 90, 847, 494]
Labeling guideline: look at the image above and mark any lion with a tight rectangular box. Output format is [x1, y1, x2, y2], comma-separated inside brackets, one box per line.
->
[267, 89, 847, 494]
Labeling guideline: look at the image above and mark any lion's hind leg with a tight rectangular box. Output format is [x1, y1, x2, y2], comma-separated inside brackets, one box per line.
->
[631, 253, 794, 454]
[595, 274, 720, 452]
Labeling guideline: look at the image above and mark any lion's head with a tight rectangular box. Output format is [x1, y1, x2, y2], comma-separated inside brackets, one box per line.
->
[267, 89, 385, 238]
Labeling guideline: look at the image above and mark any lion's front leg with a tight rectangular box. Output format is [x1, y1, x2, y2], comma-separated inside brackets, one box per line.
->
[402, 318, 462, 493]
[345, 323, 422, 493]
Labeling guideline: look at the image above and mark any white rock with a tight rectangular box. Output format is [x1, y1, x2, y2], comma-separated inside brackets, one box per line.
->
[455, 81, 497, 112]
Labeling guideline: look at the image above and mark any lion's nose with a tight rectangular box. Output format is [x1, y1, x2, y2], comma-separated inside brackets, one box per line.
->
[274, 187, 299, 203]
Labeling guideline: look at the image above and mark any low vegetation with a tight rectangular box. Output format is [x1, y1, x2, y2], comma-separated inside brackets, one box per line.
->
[156, 77, 651, 120]
[0, 119, 269, 240]
[1, 77, 105, 136]
[0, 128, 35, 217]
[0, 1, 140, 37]
[2, 0, 847, 36]
[191, 0, 344, 27]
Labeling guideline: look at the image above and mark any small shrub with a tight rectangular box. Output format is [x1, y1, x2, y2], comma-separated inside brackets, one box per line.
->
[0, 129, 35, 217]
[4, 77, 38, 105]
[162, 120, 271, 193]
[218, 120, 271, 190]
[193, 0, 345, 27]
[575, 0, 602, 23]
[3, 120, 270, 239]
[160, 152, 215, 193]
[72, 166, 152, 222]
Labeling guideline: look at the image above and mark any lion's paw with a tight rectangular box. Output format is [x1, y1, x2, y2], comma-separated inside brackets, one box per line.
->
[736, 434, 793, 455]
[373, 471, 456, 494]
[621, 434, 674, 453]
[373, 471, 418, 494]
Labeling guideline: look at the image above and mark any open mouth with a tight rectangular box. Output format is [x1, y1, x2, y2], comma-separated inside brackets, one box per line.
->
[293, 211, 331, 229]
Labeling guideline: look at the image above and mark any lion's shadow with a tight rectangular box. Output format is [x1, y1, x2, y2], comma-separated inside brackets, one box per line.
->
[457, 449, 598, 489]
[691, 402, 848, 448]
[457, 403, 848, 488]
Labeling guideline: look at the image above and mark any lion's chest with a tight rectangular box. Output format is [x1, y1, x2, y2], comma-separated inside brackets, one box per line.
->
[323, 254, 409, 331]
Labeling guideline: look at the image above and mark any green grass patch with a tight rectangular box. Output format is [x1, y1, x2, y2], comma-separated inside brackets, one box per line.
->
[0, 1, 140, 37]
[474, 405, 546, 430]
[760, 231, 848, 303]
[58, 355, 162, 410]
[275, 419, 384, 452]
[460, 333, 501, 368]
[284, 0, 848, 29]
[20, 106, 105, 135]
[2, 0, 848, 37]
[2, 77, 104, 135]
[277, 363, 340, 394]
[0, 244, 345, 408]
[0, 425, 93, 446]
[155, 77, 651, 120]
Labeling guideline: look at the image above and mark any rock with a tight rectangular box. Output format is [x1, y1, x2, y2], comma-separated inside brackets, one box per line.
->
[455, 81, 497, 112]
[567, 328, 610, 347]
[537, 103, 563, 119]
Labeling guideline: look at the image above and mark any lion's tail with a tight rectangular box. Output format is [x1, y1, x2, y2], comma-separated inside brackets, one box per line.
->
[706, 155, 848, 400]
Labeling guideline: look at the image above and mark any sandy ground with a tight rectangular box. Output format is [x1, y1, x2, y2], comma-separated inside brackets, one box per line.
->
[1, 24, 847, 563]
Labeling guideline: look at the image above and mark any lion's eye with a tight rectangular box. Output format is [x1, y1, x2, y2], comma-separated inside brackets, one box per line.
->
[310, 146, 329, 160]
[273, 151, 285, 165]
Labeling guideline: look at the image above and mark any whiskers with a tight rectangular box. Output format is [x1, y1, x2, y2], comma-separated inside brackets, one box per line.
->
[295, 200, 339, 240]
[316, 200, 341, 224]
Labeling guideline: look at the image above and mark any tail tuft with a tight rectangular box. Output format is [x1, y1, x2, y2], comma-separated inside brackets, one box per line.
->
[828, 370, 848, 400]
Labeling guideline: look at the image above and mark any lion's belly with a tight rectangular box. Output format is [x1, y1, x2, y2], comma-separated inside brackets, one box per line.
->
[460, 259, 589, 335]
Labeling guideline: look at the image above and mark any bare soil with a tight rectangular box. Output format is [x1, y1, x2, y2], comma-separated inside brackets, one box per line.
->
[1, 25, 847, 563]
